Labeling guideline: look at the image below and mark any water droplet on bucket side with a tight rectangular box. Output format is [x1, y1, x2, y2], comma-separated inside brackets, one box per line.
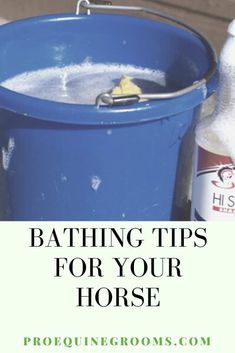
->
[91, 176, 102, 191]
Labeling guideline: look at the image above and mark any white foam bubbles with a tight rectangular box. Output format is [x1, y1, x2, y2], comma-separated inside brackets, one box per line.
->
[1, 63, 166, 105]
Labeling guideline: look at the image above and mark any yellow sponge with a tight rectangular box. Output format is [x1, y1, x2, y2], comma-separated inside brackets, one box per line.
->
[111, 75, 142, 95]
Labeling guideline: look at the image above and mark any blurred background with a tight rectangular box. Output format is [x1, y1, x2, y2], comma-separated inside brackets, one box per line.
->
[0, 0, 233, 52]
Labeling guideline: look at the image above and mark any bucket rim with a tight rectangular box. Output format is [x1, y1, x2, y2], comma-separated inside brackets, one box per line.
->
[0, 13, 218, 126]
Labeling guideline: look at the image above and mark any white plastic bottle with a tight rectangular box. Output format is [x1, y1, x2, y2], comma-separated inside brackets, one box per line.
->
[191, 20, 235, 221]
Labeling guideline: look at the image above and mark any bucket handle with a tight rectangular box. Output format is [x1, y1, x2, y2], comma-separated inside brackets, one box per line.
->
[76, 0, 217, 107]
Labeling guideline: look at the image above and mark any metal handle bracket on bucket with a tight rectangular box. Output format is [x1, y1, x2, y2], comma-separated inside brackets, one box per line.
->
[76, 0, 217, 107]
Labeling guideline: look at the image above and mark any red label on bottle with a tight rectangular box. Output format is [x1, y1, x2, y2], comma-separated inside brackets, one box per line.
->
[191, 145, 235, 221]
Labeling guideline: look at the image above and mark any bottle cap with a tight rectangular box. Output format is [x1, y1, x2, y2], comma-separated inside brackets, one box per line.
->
[228, 19, 235, 36]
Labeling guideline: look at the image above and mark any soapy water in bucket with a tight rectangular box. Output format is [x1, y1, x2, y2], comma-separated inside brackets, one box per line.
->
[0, 63, 167, 105]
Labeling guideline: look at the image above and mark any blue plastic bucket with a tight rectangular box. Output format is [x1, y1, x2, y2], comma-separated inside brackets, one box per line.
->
[0, 12, 217, 220]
